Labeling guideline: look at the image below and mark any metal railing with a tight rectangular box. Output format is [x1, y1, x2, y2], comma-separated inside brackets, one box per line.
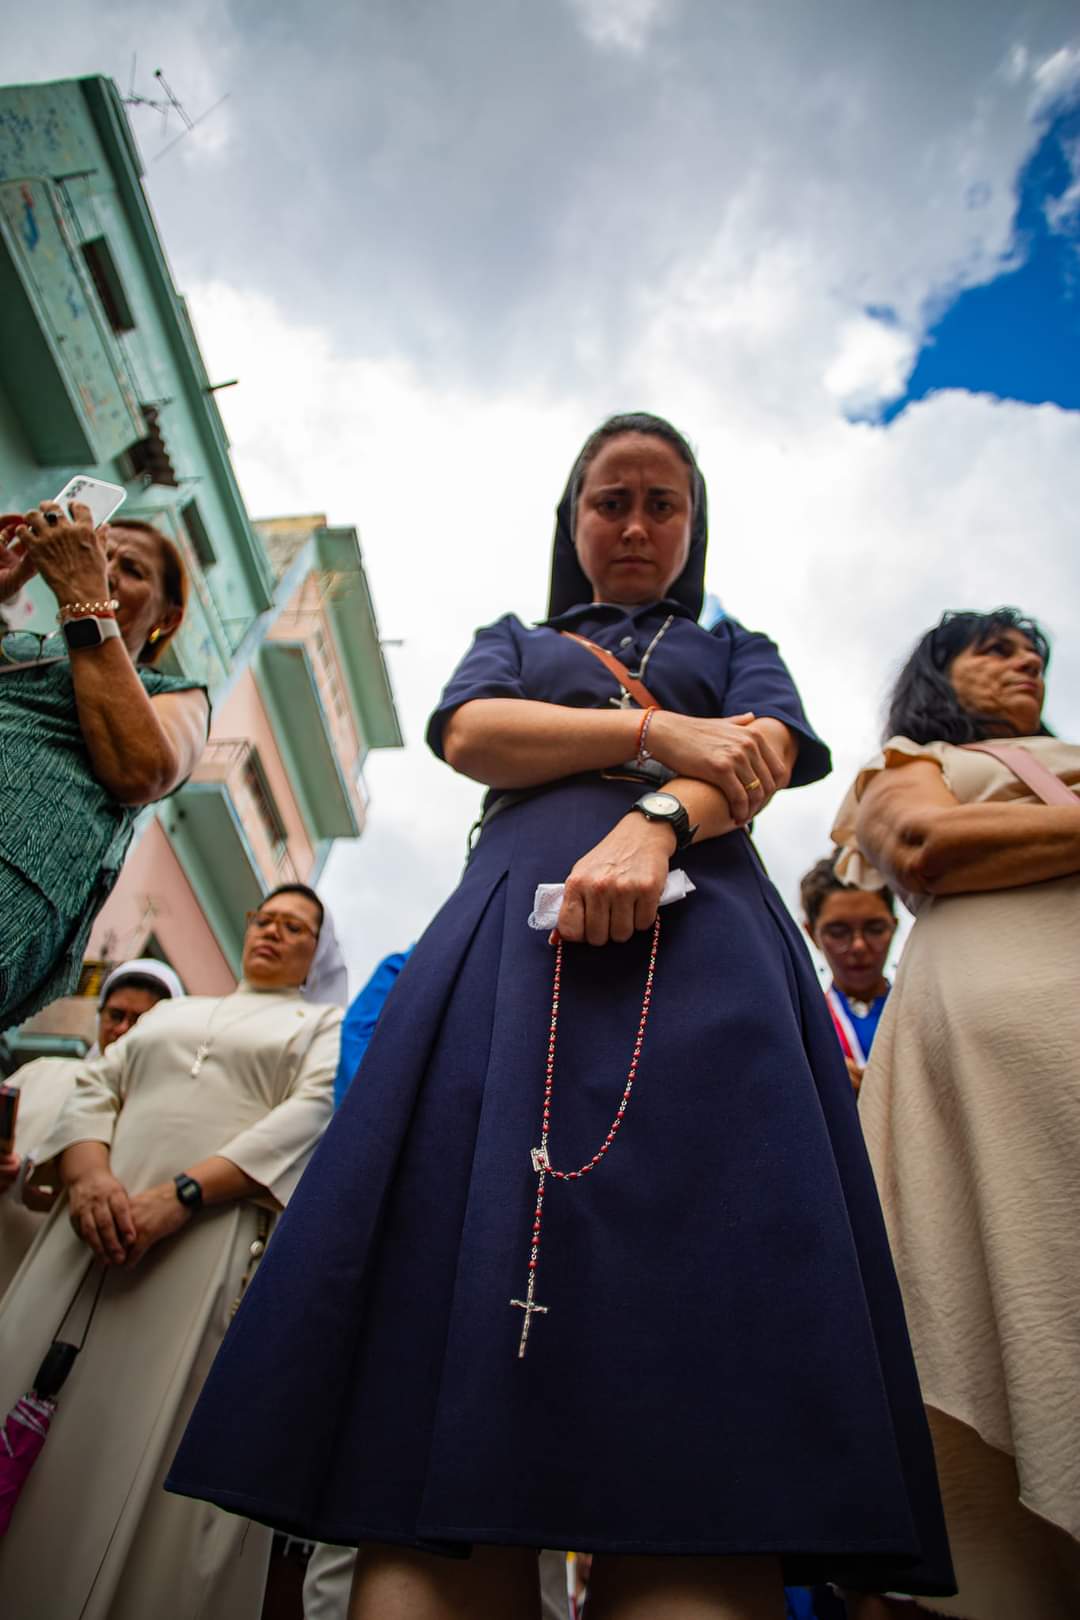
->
[191, 738, 299, 885]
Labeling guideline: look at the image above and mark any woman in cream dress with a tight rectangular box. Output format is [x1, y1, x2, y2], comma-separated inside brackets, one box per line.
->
[0, 885, 342, 1620]
[833, 610, 1080, 1620]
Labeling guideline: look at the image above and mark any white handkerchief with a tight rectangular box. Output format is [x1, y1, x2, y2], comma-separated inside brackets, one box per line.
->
[528, 870, 696, 930]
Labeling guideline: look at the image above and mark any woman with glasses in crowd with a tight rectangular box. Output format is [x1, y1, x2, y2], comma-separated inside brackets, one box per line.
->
[0, 500, 208, 1031]
[833, 609, 1080, 1618]
[0, 956, 184, 1295]
[0, 884, 343, 1620]
[800, 855, 898, 1093]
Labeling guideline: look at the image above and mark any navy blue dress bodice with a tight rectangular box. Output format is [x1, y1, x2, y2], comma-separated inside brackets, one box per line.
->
[426, 602, 830, 795]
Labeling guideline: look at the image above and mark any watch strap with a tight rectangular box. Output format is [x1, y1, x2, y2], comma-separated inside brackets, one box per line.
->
[631, 793, 697, 851]
[174, 1173, 204, 1212]
[61, 614, 121, 650]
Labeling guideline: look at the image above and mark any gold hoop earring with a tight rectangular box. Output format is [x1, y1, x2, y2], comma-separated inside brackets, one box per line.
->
[148, 628, 163, 644]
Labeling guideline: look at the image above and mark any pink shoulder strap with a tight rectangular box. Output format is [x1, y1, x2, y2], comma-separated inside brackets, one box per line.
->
[962, 742, 1077, 808]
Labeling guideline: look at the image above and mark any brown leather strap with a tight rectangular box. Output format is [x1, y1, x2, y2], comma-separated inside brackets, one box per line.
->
[963, 742, 1078, 807]
[560, 632, 660, 710]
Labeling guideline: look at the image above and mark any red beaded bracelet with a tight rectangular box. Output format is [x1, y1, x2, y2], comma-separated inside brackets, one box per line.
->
[635, 704, 658, 764]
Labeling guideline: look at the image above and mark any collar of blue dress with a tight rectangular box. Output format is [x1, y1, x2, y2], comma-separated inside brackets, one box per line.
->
[537, 597, 698, 630]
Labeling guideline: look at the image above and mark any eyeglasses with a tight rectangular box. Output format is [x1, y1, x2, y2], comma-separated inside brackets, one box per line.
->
[819, 919, 895, 946]
[0, 630, 64, 665]
[100, 1006, 141, 1027]
[245, 909, 318, 942]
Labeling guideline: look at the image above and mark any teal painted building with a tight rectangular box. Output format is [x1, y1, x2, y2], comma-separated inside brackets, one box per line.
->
[0, 73, 274, 689]
[0, 76, 401, 1052]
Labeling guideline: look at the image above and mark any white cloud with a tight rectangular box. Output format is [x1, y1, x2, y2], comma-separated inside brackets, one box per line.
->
[1003, 43, 1030, 85]
[822, 316, 918, 419]
[1044, 134, 1080, 232]
[1030, 42, 1080, 113]
[6, 1, 1080, 991]
[189, 280, 1080, 990]
[564, 0, 678, 55]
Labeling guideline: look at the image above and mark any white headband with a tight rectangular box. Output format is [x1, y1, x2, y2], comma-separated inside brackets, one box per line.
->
[98, 957, 185, 1007]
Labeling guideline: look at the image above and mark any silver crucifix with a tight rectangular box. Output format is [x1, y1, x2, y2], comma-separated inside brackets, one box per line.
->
[511, 1147, 552, 1358]
[510, 1281, 548, 1359]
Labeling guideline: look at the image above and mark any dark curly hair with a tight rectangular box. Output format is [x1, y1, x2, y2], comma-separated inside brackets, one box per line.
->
[884, 609, 1051, 746]
[800, 852, 895, 931]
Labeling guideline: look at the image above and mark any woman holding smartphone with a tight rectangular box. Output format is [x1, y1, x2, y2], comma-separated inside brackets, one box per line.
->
[0, 499, 208, 1030]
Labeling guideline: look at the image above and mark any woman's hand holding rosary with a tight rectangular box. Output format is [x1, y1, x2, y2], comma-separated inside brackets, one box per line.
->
[556, 814, 676, 946]
[555, 711, 793, 945]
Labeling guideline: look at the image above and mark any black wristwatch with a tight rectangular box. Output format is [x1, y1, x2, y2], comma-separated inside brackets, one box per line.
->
[174, 1173, 204, 1213]
[630, 790, 698, 851]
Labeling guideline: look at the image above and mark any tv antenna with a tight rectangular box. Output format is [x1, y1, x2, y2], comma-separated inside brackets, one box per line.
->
[123, 58, 229, 162]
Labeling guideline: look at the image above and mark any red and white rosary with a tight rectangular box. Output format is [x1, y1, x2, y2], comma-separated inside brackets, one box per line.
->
[511, 916, 661, 1359]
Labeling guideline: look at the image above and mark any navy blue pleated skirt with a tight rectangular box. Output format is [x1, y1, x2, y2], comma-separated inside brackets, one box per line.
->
[167, 777, 954, 1595]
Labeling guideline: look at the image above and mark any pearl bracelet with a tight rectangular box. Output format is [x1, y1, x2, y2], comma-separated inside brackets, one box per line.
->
[57, 598, 120, 623]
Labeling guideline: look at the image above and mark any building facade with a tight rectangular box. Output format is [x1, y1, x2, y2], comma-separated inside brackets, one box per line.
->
[0, 76, 400, 1056]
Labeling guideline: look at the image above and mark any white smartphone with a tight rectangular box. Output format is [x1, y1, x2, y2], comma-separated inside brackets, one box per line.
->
[51, 476, 127, 528]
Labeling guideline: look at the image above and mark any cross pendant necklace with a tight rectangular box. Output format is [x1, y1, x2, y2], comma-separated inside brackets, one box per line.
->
[510, 1147, 551, 1357]
[604, 614, 674, 711]
[188, 999, 273, 1079]
[510, 919, 660, 1360]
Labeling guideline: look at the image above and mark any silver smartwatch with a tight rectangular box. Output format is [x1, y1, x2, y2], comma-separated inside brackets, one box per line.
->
[61, 615, 121, 651]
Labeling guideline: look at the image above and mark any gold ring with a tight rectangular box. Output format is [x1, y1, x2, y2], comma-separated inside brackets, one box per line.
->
[745, 777, 762, 791]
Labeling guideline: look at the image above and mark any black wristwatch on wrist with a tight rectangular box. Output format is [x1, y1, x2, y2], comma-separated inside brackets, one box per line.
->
[174, 1173, 204, 1213]
[629, 790, 698, 851]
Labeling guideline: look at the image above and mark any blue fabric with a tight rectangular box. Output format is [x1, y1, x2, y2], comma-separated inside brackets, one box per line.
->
[786, 1587, 847, 1619]
[834, 987, 890, 1059]
[168, 603, 953, 1596]
[426, 602, 831, 789]
[785, 1590, 818, 1620]
[334, 950, 413, 1108]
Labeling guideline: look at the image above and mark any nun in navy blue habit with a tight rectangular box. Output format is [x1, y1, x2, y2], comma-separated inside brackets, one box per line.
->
[168, 415, 953, 1619]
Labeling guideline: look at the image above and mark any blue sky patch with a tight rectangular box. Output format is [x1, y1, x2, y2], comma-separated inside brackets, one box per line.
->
[883, 94, 1080, 422]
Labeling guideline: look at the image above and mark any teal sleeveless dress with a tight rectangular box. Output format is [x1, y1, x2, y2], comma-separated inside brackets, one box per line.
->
[0, 636, 207, 1031]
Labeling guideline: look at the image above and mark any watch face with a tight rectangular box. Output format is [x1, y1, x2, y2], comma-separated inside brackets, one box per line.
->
[63, 617, 104, 650]
[640, 792, 680, 816]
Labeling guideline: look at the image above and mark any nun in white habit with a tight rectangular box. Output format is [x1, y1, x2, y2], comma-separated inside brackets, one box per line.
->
[0, 883, 345, 1620]
[0, 956, 185, 1298]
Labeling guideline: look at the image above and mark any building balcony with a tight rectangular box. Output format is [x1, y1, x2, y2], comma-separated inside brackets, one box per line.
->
[0, 176, 145, 464]
[255, 642, 366, 840]
[158, 738, 298, 973]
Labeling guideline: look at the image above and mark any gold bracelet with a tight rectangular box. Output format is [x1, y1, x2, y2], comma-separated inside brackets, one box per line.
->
[57, 598, 120, 623]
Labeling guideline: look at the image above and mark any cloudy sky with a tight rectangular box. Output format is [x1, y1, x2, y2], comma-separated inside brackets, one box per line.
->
[10, 1, 1080, 989]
